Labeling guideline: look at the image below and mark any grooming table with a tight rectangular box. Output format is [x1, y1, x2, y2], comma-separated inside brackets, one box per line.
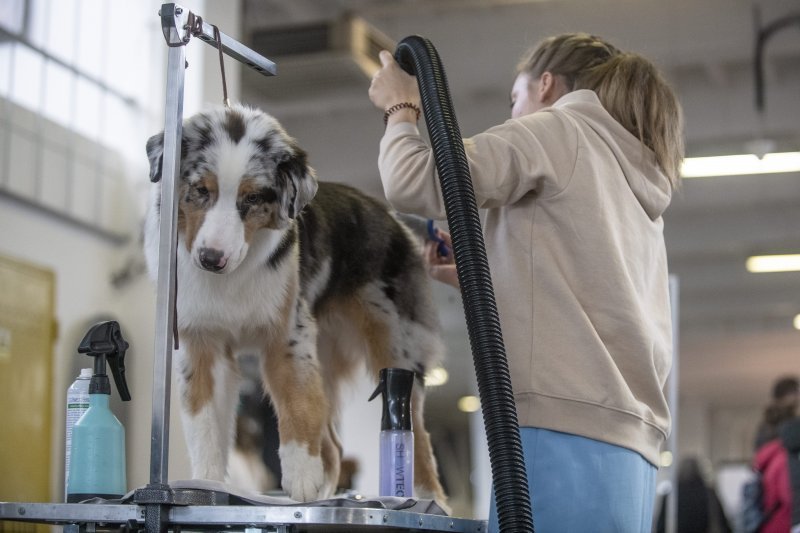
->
[2, 480, 485, 531]
[1, 500, 485, 532]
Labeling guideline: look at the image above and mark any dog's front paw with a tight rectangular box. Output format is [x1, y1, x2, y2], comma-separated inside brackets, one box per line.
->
[279, 442, 332, 502]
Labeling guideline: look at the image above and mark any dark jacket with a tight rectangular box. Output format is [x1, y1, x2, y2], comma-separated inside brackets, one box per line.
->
[781, 417, 800, 527]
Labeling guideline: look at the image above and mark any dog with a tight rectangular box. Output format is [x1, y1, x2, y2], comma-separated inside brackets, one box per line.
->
[143, 104, 447, 505]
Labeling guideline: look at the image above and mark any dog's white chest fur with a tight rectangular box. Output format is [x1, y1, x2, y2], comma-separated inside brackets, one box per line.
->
[174, 229, 294, 336]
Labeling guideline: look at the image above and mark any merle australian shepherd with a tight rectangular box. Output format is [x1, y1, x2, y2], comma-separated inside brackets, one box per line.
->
[144, 104, 447, 505]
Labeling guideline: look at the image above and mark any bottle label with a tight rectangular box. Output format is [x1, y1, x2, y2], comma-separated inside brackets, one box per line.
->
[65, 389, 89, 500]
[379, 431, 413, 498]
[394, 442, 407, 496]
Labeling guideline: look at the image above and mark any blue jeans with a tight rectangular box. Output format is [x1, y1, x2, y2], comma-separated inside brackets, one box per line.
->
[488, 427, 657, 533]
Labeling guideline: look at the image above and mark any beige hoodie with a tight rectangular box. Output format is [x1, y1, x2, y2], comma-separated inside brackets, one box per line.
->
[379, 89, 672, 466]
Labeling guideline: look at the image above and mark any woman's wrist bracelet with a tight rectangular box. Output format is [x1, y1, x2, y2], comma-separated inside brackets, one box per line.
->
[383, 102, 421, 124]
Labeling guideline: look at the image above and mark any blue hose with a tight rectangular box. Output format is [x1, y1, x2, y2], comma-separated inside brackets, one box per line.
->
[394, 36, 534, 532]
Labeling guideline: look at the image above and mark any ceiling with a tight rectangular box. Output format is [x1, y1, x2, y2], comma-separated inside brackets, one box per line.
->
[237, 0, 800, 408]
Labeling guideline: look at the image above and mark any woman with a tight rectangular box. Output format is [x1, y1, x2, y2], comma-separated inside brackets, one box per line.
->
[656, 457, 732, 533]
[369, 32, 683, 532]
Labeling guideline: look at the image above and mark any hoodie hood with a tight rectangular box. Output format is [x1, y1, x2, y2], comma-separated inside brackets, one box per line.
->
[553, 90, 673, 220]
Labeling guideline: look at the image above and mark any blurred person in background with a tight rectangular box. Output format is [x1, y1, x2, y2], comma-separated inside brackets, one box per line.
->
[749, 378, 797, 533]
[780, 416, 800, 533]
[656, 456, 731, 533]
[755, 377, 799, 449]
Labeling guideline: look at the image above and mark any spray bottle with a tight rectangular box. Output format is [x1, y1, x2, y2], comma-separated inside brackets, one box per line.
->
[64, 367, 92, 501]
[66, 321, 131, 502]
[368, 368, 414, 498]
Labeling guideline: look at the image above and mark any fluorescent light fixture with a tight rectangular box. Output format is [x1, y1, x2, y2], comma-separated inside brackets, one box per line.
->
[794, 314, 800, 330]
[458, 395, 481, 413]
[681, 151, 800, 178]
[746, 254, 800, 273]
[424, 366, 449, 387]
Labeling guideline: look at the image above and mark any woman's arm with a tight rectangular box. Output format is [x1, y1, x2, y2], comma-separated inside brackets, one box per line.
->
[378, 112, 578, 216]
[369, 50, 578, 216]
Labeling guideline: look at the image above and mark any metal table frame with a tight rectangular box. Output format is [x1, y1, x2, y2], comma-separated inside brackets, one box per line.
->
[0, 502, 485, 532]
[0, 4, 486, 532]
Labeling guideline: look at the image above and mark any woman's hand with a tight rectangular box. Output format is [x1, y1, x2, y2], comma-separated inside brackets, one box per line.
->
[425, 229, 459, 288]
[369, 51, 421, 123]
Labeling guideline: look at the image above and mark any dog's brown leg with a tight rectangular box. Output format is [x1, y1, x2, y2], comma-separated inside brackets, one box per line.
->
[263, 344, 340, 500]
[261, 295, 337, 501]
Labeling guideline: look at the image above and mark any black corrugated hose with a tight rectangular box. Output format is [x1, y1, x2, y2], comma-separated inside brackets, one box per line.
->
[394, 36, 534, 532]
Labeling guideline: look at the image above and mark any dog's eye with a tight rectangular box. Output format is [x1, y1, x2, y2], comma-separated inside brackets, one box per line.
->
[196, 186, 209, 196]
[243, 189, 278, 205]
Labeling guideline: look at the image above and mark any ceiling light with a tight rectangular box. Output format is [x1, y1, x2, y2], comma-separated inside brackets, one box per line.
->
[794, 314, 800, 330]
[424, 366, 449, 387]
[681, 152, 800, 178]
[458, 395, 481, 413]
[746, 254, 800, 273]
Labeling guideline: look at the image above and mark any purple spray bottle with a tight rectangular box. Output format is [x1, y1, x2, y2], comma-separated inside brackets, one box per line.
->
[369, 368, 415, 498]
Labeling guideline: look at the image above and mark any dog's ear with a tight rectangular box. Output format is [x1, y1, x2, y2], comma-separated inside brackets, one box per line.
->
[277, 144, 318, 223]
[146, 132, 165, 183]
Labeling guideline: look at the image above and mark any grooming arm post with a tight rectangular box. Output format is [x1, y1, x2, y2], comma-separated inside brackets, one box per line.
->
[145, 0, 277, 505]
[149, 3, 187, 487]
[665, 275, 680, 533]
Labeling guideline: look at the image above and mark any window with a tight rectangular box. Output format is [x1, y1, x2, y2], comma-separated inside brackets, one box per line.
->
[0, 0, 164, 237]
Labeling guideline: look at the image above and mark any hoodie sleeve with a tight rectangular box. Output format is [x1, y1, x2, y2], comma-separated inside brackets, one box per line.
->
[378, 110, 578, 219]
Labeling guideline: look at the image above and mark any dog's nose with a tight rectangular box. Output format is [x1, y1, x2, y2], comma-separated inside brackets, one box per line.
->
[198, 247, 227, 272]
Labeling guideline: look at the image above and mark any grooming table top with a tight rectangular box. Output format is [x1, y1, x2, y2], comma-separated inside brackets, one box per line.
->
[1, 481, 486, 532]
[0, 502, 486, 532]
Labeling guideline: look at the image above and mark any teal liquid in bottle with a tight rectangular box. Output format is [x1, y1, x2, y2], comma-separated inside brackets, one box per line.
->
[65, 321, 131, 503]
[67, 393, 126, 501]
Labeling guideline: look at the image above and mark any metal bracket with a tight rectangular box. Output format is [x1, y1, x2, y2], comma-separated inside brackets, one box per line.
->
[159, 3, 191, 47]
[158, 3, 276, 75]
[753, 8, 800, 113]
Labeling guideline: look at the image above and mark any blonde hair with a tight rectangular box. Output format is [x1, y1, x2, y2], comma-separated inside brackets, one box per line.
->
[518, 33, 684, 187]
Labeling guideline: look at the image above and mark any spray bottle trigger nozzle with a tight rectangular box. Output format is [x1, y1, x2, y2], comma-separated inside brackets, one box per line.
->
[368, 375, 385, 402]
[77, 321, 132, 402]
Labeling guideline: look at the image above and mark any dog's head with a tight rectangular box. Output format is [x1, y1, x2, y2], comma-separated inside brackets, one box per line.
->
[146, 105, 318, 274]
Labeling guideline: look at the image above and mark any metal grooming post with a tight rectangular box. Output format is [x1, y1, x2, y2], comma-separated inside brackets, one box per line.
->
[664, 275, 680, 533]
[134, 3, 276, 531]
[146, 0, 276, 490]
